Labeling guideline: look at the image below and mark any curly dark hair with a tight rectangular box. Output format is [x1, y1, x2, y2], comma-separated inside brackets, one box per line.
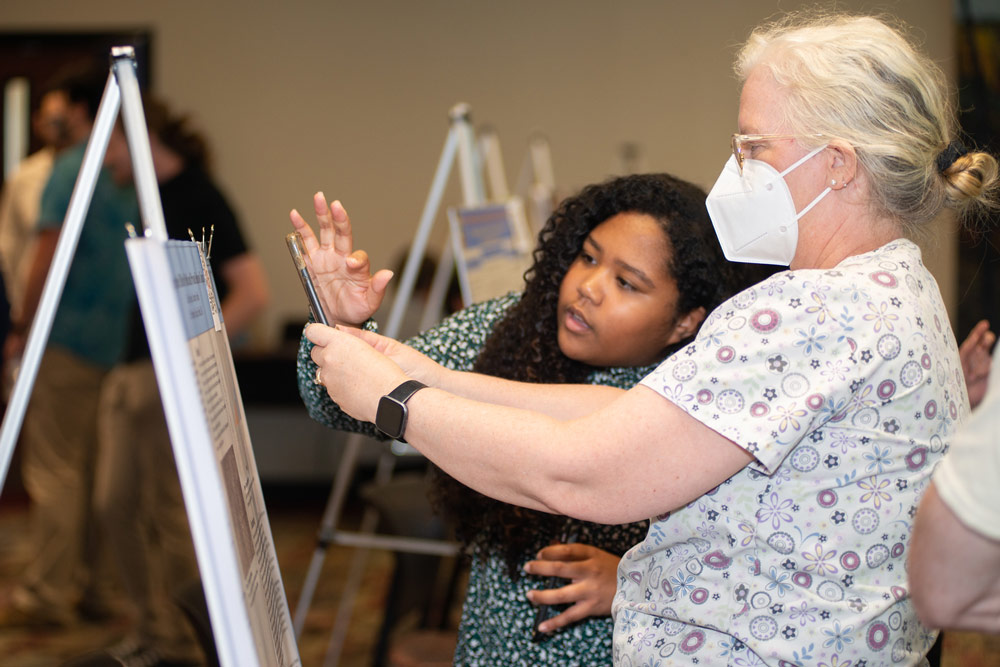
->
[431, 172, 771, 576]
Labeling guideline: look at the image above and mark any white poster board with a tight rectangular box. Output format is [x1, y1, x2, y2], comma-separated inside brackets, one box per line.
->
[126, 237, 300, 667]
[448, 197, 533, 304]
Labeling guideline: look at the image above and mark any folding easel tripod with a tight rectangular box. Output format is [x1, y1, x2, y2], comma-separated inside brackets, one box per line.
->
[0, 48, 304, 667]
[514, 132, 556, 237]
[292, 103, 490, 667]
[0, 47, 168, 493]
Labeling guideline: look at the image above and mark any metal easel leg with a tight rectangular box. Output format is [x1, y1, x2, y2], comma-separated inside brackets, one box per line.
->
[292, 431, 365, 638]
[0, 69, 121, 493]
[0, 47, 167, 493]
[291, 115, 461, 644]
[321, 450, 395, 667]
[293, 104, 485, 667]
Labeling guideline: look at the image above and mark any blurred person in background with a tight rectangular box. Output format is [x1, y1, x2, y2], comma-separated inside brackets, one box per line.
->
[1, 63, 139, 630]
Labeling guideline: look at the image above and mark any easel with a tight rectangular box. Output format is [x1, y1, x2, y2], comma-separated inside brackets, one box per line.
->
[0, 46, 167, 494]
[0, 48, 300, 667]
[514, 132, 557, 237]
[292, 103, 491, 667]
[478, 126, 510, 201]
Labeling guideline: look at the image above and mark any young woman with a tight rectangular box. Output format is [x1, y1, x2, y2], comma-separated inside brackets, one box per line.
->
[294, 173, 765, 665]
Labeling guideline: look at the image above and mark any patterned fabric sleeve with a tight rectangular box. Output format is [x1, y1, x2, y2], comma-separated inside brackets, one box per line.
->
[641, 246, 961, 475]
[296, 292, 521, 437]
[641, 269, 853, 473]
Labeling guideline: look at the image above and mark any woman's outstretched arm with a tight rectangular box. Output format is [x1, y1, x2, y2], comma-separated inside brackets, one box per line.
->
[308, 323, 752, 524]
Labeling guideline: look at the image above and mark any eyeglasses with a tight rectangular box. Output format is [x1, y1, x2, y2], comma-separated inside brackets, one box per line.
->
[731, 133, 826, 174]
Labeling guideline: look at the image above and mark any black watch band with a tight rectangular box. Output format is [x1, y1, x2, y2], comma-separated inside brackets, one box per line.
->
[375, 379, 427, 442]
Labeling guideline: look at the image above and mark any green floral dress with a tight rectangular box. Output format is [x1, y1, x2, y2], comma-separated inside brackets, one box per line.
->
[297, 293, 653, 666]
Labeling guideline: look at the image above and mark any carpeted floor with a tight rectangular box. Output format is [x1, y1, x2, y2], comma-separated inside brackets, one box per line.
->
[0, 480, 998, 666]
[0, 480, 461, 667]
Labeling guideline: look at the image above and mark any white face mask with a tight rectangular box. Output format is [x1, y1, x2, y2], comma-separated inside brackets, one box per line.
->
[705, 146, 830, 266]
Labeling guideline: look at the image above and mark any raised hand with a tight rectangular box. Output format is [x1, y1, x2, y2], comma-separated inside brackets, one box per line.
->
[289, 192, 394, 326]
[523, 542, 620, 634]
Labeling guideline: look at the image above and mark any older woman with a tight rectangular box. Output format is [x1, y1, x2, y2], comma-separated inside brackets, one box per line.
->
[306, 12, 999, 666]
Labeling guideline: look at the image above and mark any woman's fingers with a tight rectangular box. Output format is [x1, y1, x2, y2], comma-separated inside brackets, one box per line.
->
[536, 542, 595, 562]
[524, 543, 620, 629]
[313, 191, 337, 248]
[536, 602, 591, 633]
[289, 208, 319, 253]
[370, 269, 395, 300]
[526, 582, 598, 633]
[527, 580, 581, 607]
[329, 199, 354, 256]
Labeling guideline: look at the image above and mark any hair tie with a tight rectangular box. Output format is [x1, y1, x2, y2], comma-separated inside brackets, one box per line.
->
[936, 140, 970, 173]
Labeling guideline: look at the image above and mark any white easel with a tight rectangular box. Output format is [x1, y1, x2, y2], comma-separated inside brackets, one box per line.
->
[0, 47, 168, 493]
[514, 132, 557, 236]
[292, 103, 491, 667]
[0, 48, 301, 667]
[478, 126, 510, 201]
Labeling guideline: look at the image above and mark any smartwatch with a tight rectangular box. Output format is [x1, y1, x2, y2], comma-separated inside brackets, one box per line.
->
[375, 380, 427, 442]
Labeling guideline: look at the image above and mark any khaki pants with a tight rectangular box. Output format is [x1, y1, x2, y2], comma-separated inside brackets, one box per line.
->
[20, 346, 107, 617]
[94, 360, 200, 661]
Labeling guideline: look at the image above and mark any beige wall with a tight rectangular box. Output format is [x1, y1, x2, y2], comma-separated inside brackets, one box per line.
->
[1, 0, 958, 348]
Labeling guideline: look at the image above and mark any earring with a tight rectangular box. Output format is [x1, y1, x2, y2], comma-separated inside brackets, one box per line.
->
[830, 179, 837, 186]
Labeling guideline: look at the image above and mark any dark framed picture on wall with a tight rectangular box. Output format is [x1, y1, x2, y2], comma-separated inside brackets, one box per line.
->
[0, 30, 153, 187]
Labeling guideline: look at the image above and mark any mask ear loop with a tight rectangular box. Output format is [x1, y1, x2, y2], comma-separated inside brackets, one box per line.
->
[795, 184, 832, 220]
[778, 144, 828, 177]
[777, 144, 833, 220]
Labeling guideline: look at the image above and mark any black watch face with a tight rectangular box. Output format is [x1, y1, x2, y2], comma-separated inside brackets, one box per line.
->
[377, 397, 406, 438]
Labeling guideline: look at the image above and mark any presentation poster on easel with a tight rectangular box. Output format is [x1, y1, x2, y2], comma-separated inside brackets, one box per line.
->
[448, 197, 533, 304]
[126, 238, 300, 667]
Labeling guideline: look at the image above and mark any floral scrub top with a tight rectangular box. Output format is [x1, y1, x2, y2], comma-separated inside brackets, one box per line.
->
[617, 240, 966, 666]
[298, 293, 653, 666]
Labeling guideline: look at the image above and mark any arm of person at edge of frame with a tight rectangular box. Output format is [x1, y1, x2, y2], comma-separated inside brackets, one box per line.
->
[909, 482, 1000, 634]
[3, 228, 58, 362]
[306, 322, 754, 526]
[523, 542, 622, 632]
[289, 192, 393, 327]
